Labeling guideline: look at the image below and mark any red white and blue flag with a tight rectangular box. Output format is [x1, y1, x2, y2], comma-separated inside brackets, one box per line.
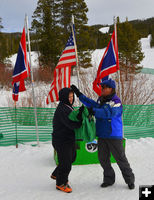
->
[93, 30, 119, 96]
[12, 27, 30, 101]
[46, 31, 76, 104]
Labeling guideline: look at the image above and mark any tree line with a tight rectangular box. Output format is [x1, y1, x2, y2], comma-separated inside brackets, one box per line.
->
[1, 0, 154, 74]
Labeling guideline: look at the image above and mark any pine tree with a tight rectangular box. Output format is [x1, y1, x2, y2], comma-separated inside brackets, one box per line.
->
[0, 17, 6, 62]
[0, 17, 3, 30]
[31, 0, 63, 69]
[31, 0, 93, 69]
[59, 0, 93, 68]
[117, 20, 144, 80]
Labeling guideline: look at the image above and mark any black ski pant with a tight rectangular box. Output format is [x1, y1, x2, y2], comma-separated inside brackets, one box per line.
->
[98, 138, 135, 185]
[52, 141, 76, 186]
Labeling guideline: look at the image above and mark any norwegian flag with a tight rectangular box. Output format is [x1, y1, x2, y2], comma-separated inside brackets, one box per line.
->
[93, 30, 119, 96]
[12, 27, 30, 101]
[46, 31, 76, 104]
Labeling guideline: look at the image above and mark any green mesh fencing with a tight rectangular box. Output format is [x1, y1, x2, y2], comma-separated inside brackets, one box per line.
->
[0, 107, 54, 146]
[123, 105, 154, 139]
[0, 105, 154, 146]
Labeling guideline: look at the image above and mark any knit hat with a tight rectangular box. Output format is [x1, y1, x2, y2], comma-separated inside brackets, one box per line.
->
[100, 79, 116, 89]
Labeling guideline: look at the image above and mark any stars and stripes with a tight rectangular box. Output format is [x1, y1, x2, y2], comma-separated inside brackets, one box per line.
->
[46, 31, 76, 104]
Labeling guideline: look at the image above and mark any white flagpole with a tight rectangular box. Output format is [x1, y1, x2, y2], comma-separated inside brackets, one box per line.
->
[71, 15, 80, 91]
[114, 16, 122, 101]
[114, 16, 124, 138]
[25, 14, 40, 147]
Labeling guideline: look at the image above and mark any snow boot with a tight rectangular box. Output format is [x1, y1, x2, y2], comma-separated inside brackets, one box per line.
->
[56, 183, 72, 193]
[100, 182, 114, 188]
[128, 183, 135, 190]
[50, 174, 56, 180]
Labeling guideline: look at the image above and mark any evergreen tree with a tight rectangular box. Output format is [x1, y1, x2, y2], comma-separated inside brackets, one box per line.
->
[150, 32, 154, 47]
[0, 17, 3, 30]
[117, 20, 144, 79]
[0, 17, 6, 62]
[59, 0, 93, 68]
[31, 0, 63, 69]
[31, 0, 93, 69]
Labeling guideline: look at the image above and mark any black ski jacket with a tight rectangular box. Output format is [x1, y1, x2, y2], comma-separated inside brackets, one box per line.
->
[52, 88, 81, 144]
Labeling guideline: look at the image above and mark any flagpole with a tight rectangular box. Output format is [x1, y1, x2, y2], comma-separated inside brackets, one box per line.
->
[114, 16, 122, 101]
[25, 14, 40, 147]
[14, 101, 18, 148]
[114, 16, 124, 138]
[71, 15, 80, 92]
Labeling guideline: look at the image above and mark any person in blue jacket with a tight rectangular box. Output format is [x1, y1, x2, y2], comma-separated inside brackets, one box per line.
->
[71, 79, 135, 190]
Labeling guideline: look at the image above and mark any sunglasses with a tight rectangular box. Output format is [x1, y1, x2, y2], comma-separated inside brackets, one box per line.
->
[101, 84, 111, 89]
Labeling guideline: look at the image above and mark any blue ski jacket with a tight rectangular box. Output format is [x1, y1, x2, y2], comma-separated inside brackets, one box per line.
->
[79, 94, 123, 139]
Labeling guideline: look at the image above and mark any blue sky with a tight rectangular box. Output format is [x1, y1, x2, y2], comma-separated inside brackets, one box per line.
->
[0, 0, 154, 32]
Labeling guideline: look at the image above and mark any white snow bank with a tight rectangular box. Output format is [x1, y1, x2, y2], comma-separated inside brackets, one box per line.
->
[0, 138, 154, 200]
[140, 35, 154, 69]
[99, 27, 110, 34]
[7, 51, 39, 68]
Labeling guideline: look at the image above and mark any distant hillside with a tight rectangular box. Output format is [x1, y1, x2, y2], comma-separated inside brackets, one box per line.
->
[129, 17, 154, 38]
[1, 17, 154, 61]
[92, 17, 154, 48]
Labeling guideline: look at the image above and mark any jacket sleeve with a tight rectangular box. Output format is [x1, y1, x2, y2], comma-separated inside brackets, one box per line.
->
[93, 103, 122, 119]
[79, 94, 99, 108]
[60, 108, 82, 130]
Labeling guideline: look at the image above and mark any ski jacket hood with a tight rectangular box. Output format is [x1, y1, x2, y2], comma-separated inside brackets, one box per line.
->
[59, 87, 74, 106]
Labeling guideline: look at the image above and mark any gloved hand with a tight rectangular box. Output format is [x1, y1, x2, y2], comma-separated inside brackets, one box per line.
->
[71, 85, 82, 97]
[87, 107, 95, 116]
[77, 105, 84, 121]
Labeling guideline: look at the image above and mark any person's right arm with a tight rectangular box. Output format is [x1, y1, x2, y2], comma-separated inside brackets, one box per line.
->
[79, 94, 99, 108]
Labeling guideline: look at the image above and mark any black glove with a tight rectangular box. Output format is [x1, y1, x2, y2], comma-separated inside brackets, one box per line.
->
[77, 105, 84, 121]
[87, 107, 95, 116]
[71, 84, 82, 97]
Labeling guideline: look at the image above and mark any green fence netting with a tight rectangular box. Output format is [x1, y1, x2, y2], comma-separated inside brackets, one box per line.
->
[0, 105, 154, 146]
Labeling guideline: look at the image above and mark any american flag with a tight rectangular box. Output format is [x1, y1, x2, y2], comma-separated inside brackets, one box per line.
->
[46, 31, 76, 104]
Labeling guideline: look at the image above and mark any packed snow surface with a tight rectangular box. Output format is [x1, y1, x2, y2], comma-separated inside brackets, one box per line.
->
[0, 138, 154, 200]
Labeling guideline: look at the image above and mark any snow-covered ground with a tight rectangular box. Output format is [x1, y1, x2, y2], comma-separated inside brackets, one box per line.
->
[0, 138, 154, 200]
[7, 51, 39, 69]
[140, 35, 154, 69]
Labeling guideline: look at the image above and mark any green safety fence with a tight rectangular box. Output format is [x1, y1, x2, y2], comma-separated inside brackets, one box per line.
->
[0, 105, 154, 146]
[141, 67, 154, 75]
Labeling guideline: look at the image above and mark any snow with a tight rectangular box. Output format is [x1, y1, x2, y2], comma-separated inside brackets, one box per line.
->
[99, 27, 110, 34]
[7, 51, 39, 69]
[140, 35, 154, 69]
[0, 138, 154, 200]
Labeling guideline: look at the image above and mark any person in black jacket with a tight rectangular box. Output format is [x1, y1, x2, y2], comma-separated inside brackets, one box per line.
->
[51, 87, 83, 193]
